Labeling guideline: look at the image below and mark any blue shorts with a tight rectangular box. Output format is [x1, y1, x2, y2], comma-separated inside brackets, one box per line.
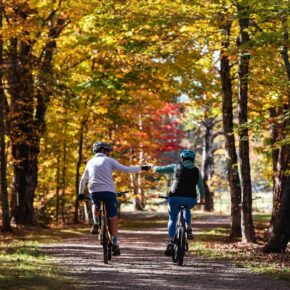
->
[90, 191, 118, 218]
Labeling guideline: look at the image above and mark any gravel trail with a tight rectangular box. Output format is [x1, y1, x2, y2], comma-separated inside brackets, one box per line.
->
[41, 214, 290, 290]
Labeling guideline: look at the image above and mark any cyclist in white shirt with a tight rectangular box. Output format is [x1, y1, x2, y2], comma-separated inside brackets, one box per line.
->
[78, 142, 150, 255]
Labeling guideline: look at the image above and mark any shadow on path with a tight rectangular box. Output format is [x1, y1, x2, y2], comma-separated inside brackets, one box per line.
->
[41, 218, 290, 290]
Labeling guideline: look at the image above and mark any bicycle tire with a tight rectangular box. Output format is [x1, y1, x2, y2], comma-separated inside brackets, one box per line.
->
[99, 215, 103, 245]
[176, 226, 186, 266]
[171, 234, 177, 262]
[108, 241, 112, 261]
[102, 216, 109, 264]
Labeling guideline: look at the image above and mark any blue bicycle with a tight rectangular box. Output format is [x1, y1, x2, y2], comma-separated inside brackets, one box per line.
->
[159, 195, 188, 266]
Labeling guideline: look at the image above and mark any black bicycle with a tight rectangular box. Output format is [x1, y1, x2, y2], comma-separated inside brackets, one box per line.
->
[99, 191, 129, 264]
[159, 195, 188, 266]
[98, 196, 111, 264]
[81, 191, 128, 264]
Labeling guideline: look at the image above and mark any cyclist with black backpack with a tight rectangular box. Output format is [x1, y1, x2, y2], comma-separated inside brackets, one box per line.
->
[153, 149, 205, 256]
[78, 142, 150, 256]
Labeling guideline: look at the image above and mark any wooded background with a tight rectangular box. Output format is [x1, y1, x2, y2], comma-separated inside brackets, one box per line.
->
[0, 0, 289, 253]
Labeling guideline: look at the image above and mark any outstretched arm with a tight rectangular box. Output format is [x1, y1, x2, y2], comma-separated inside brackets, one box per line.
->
[111, 158, 142, 173]
[153, 164, 176, 174]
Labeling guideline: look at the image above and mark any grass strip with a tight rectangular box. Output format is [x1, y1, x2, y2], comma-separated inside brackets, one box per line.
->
[0, 227, 86, 290]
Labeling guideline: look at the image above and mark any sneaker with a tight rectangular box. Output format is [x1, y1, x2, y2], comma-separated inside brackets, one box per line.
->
[164, 241, 174, 256]
[90, 224, 99, 235]
[112, 243, 121, 256]
[187, 228, 194, 240]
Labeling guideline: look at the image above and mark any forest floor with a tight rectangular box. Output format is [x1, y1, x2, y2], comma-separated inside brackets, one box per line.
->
[36, 213, 290, 290]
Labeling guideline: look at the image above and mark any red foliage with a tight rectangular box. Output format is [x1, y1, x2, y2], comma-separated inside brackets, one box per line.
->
[146, 102, 184, 162]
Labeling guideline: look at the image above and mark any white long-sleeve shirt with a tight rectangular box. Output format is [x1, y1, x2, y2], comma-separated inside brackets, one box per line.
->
[79, 153, 141, 194]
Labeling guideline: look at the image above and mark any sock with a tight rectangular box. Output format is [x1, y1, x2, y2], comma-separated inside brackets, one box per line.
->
[112, 236, 118, 244]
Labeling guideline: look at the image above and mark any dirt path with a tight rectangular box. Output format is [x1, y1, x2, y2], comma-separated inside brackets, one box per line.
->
[41, 213, 290, 290]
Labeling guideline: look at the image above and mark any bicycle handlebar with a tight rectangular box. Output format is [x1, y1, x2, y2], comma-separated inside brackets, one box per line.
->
[116, 191, 129, 197]
[117, 191, 129, 194]
[158, 195, 168, 199]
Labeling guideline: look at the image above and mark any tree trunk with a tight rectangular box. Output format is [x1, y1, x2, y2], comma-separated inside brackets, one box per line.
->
[134, 172, 145, 210]
[8, 34, 36, 224]
[139, 142, 145, 210]
[73, 123, 84, 223]
[202, 117, 215, 211]
[0, 0, 11, 232]
[7, 6, 65, 224]
[237, 4, 256, 243]
[269, 106, 282, 228]
[219, 15, 242, 238]
[134, 116, 145, 210]
[264, 175, 290, 253]
[265, 13, 290, 251]
[74, 95, 91, 223]
[55, 156, 61, 223]
[61, 138, 67, 224]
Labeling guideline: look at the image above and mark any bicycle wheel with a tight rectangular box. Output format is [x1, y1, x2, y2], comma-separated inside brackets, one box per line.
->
[176, 226, 186, 266]
[102, 216, 109, 264]
[108, 241, 112, 261]
[99, 215, 103, 245]
[172, 235, 177, 262]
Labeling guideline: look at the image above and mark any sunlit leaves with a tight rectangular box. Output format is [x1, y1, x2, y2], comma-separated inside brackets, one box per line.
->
[5, 0, 287, 221]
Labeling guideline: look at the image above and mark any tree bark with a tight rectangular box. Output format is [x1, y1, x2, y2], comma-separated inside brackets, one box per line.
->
[8, 34, 35, 224]
[269, 106, 282, 227]
[73, 95, 92, 223]
[237, 4, 256, 243]
[134, 116, 145, 210]
[219, 14, 242, 238]
[61, 135, 67, 224]
[202, 117, 215, 211]
[73, 124, 84, 224]
[55, 155, 61, 223]
[130, 151, 144, 210]
[264, 175, 290, 253]
[6, 5, 65, 225]
[0, 0, 11, 232]
[265, 12, 290, 251]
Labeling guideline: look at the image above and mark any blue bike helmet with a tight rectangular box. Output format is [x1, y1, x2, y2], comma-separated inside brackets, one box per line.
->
[93, 142, 113, 154]
[180, 149, 195, 161]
